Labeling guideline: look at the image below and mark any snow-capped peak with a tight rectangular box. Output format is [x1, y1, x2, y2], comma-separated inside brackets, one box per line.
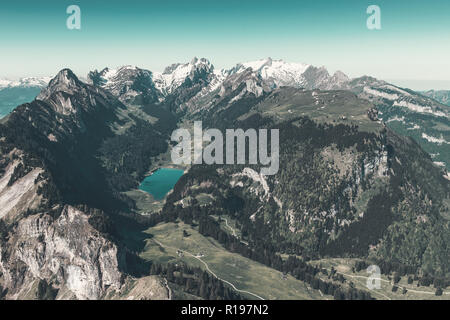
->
[99, 67, 117, 81]
[37, 69, 83, 102]
[225, 58, 347, 89]
[153, 57, 214, 94]
[0, 76, 52, 89]
[236, 57, 310, 76]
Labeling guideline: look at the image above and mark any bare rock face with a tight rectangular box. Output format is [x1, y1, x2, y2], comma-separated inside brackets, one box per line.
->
[114, 276, 171, 300]
[0, 205, 123, 300]
[0, 154, 44, 221]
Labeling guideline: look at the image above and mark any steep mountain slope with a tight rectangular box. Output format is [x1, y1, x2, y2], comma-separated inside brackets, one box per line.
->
[0, 71, 126, 299]
[353, 80, 450, 170]
[0, 69, 171, 300]
[0, 205, 123, 300]
[164, 86, 450, 278]
[422, 90, 450, 106]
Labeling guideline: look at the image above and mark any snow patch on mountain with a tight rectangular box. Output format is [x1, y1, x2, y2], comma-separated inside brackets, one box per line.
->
[421, 133, 449, 145]
[386, 116, 405, 123]
[434, 161, 446, 167]
[153, 57, 214, 95]
[364, 87, 399, 100]
[393, 100, 447, 117]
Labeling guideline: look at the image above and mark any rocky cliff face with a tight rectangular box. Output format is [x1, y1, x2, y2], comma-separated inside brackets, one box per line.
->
[0, 151, 44, 222]
[88, 66, 162, 106]
[0, 70, 136, 300]
[0, 205, 123, 300]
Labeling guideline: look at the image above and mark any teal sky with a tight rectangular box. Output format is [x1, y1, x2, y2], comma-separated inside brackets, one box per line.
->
[1, 0, 450, 90]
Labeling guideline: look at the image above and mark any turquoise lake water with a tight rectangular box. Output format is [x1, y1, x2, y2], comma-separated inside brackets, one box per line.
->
[139, 168, 184, 200]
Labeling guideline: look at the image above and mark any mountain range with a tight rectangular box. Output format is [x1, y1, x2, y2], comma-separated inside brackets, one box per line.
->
[0, 58, 449, 300]
[86, 57, 450, 170]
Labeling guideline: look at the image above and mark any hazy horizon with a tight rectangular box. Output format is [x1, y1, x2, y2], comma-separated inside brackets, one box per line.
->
[2, 58, 450, 92]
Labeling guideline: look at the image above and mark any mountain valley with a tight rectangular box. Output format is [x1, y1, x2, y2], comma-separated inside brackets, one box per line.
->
[0, 58, 449, 300]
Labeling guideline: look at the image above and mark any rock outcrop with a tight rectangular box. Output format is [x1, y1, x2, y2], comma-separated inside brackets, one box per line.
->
[0, 205, 123, 300]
